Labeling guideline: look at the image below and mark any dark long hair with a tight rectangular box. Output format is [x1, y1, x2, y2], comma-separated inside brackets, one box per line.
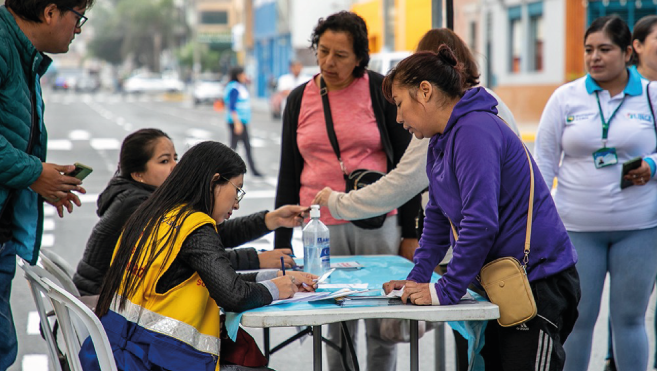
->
[6, 0, 95, 23]
[382, 46, 466, 104]
[96, 141, 247, 317]
[632, 15, 657, 65]
[310, 11, 370, 78]
[416, 28, 480, 88]
[117, 128, 170, 180]
[229, 66, 244, 82]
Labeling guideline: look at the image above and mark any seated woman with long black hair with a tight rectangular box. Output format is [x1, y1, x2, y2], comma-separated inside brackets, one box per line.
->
[79, 141, 316, 371]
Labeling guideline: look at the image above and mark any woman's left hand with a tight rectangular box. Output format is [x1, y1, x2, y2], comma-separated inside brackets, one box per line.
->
[312, 187, 335, 207]
[277, 271, 318, 292]
[401, 282, 433, 305]
[265, 205, 310, 230]
[625, 160, 652, 186]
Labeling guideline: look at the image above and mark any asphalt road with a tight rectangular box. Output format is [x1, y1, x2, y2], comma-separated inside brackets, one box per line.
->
[7, 89, 657, 371]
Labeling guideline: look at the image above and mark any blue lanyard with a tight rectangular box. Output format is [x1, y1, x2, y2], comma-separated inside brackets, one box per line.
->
[595, 91, 626, 147]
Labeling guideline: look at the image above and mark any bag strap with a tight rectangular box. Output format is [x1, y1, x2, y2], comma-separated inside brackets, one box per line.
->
[647, 82, 657, 150]
[448, 120, 535, 269]
[319, 77, 348, 177]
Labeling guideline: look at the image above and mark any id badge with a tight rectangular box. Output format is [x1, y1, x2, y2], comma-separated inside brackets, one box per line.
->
[592, 147, 618, 169]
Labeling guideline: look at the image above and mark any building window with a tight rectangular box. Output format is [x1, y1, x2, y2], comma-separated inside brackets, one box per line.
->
[528, 2, 543, 72]
[201, 11, 228, 25]
[587, 1, 657, 29]
[509, 6, 522, 73]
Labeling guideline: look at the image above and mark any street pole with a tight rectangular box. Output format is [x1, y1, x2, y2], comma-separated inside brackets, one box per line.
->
[431, 2, 445, 371]
[383, 0, 394, 51]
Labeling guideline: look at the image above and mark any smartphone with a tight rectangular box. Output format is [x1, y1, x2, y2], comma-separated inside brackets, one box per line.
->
[67, 162, 93, 181]
[620, 156, 642, 189]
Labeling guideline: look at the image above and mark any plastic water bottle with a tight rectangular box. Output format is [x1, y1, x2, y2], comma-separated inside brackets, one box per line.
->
[303, 205, 330, 276]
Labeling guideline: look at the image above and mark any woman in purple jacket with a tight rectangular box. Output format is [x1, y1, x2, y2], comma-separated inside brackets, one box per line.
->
[381, 48, 581, 370]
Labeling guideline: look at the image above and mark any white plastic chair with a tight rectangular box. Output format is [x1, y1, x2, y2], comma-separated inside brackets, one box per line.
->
[19, 259, 118, 371]
[18, 259, 64, 371]
[39, 249, 81, 297]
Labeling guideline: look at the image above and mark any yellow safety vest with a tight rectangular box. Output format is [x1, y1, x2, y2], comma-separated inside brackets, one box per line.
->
[110, 209, 222, 369]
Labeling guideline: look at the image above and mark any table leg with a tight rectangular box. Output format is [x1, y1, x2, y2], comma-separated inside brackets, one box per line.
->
[264, 328, 270, 360]
[313, 325, 322, 371]
[411, 320, 419, 371]
[434, 323, 446, 371]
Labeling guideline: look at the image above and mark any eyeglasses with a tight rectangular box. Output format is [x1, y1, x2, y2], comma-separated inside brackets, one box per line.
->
[65, 7, 88, 28]
[222, 177, 246, 203]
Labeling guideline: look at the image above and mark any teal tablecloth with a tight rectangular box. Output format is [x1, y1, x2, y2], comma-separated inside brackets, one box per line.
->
[226, 255, 487, 371]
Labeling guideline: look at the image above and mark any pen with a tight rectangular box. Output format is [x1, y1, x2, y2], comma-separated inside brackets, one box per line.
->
[281, 256, 286, 276]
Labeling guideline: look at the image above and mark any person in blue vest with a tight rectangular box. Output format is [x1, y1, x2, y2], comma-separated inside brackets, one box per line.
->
[224, 66, 262, 177]
[0, 1, 93, 369]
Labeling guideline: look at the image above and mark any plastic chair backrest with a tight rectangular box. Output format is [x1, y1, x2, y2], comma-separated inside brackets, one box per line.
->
[39, 248, 76, 278]
[17, 259, 64, 371]
[39, 251, 81, 297]
[40, 276, 118, 371]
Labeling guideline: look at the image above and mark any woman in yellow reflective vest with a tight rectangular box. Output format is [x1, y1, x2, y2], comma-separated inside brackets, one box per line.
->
[80, 141, 317, 371]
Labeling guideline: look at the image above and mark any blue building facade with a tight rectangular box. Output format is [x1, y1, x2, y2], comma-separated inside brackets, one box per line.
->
[253, 0, 294, 98]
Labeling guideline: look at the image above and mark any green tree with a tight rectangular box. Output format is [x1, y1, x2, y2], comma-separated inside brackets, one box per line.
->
[89, 0, 184, 71]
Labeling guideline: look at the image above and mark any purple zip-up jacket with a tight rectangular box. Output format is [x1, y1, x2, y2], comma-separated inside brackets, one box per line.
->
[407, 87, 577, 305]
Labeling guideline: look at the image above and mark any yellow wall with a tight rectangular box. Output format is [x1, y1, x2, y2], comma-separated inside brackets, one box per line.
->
[352, 0, 383, 53]
[396, 0, 432, 51]
[352, 0, 431, 52]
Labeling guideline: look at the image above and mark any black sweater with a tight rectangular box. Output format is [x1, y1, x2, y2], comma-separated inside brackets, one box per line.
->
[73, 177, 265, 296]
[274, 70, 421, 248]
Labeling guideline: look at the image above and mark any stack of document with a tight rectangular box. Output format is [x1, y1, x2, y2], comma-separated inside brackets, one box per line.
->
[335, 296, 404, 307]
[270, 288, 371, 306]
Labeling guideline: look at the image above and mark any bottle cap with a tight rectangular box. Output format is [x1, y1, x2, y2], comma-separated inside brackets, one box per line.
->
[310, 204, 320, 218]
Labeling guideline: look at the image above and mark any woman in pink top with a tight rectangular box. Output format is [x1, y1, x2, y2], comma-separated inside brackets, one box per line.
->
[273, 11, 420, 371]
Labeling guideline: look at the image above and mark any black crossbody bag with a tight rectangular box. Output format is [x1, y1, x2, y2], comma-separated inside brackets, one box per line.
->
[319, 77, 387, 229]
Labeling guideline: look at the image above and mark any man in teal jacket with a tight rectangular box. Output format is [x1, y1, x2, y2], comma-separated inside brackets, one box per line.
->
[0, 1, 93, 369]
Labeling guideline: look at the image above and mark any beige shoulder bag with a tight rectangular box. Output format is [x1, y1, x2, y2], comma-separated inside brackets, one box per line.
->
[448, 142, 537, 327]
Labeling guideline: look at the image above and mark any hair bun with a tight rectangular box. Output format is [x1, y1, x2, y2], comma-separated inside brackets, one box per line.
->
[436, 44, 458, 68]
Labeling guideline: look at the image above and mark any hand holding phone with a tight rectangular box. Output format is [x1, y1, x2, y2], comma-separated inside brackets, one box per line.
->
[620, 157, 643, 189]
[66, 162, 93, 181]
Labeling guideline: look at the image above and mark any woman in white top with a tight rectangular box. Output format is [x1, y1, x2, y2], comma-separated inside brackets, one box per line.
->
[312, 28, 519, 262]
[631, 15, 657, 82]
[535, 16, 657, 371]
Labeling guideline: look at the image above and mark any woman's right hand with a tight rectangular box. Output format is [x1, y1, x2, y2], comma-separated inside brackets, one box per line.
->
[271, 276, 299, 299]
[312, 187, 335, 207]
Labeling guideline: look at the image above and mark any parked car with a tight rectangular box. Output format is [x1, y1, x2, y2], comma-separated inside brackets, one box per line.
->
[192, 75, 224, 106]
[75, 73, 100, 93]
[368, 51, 411, 75]
[123, 72, 184, 94]
[52, 68, 84, 91]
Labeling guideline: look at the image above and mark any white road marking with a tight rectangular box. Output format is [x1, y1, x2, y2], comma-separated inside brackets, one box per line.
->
[90, 138, 121, 151]
[251, 138, 267, 148]
[41, 234, 54, 248]
[47, 139, 72, 151]
[43, 207, 55, 217]
[26, 312, 41, 335]
[22, 354, 48, 371]
[186, 128, 213, 138]
[69, 130, 91, 141]
[78, 193, 99, 204]
[43, 219, 54, 231]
